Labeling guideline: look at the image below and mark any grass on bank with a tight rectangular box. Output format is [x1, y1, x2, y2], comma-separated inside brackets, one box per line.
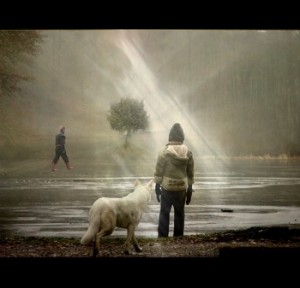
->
[1, 226, 300, 245]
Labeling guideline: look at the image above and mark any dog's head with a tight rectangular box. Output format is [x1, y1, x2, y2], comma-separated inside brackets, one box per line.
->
[134, 178, 153, 203]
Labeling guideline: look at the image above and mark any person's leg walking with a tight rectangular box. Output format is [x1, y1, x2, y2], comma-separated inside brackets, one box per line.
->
[51, 151, 60, 172]
[61, 150, 73, 170]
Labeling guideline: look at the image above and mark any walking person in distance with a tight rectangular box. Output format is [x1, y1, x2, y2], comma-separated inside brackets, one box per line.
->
[51, 126, 73, 172]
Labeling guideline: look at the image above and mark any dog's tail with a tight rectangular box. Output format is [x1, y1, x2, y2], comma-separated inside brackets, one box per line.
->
[80, 216, 100, 245]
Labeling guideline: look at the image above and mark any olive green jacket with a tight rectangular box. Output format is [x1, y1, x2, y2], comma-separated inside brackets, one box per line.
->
[154, 142, 194, 191]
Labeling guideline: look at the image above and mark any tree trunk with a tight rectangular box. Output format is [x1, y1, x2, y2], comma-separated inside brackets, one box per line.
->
[124, 130, 130, 149]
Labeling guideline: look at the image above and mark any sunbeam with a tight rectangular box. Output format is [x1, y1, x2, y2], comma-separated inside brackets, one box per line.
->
[114, 31, 228, 193]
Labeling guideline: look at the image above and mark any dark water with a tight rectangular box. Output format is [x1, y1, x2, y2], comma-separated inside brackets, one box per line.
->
[0, 160, 300, 238]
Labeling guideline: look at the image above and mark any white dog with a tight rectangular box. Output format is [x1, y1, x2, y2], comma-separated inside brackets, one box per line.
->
[80, 178, 153, 256]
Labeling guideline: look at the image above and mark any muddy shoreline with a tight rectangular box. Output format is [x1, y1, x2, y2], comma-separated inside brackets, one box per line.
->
[1, 226, 300, 258]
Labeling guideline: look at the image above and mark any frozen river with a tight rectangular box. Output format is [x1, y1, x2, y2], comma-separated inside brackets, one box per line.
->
[0, 159, 300, 238]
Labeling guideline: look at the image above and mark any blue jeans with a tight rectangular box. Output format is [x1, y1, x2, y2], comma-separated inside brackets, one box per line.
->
[158, 188, 186, 237]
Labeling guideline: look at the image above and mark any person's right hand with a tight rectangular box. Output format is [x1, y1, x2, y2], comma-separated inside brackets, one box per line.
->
[155, 183, 161, 203]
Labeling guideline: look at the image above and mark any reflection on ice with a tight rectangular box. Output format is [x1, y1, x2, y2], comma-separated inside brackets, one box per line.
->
[1, 160, 300, 238]
[1, 176, 300, 190]
[0, 177, 152, 190]
[0, 204, 299, 238]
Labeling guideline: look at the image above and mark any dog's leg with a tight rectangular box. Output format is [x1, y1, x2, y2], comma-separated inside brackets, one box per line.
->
[125, 224, 142, 254]
[124, 224, 134, 255]
[92, 234, 102, 257]
[93, 230, 109, 257]
[132, 231, 143, 253]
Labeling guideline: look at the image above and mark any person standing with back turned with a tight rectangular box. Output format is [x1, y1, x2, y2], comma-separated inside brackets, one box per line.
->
[154, 123, 194, 237]
[51, 126, 73, 172]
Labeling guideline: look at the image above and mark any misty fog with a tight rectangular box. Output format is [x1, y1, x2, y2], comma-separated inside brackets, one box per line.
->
[1, 30, 300, 163]
[1, 30, 300, 237]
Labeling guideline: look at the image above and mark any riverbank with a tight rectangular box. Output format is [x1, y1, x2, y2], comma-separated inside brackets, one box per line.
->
[1, 226, 300, 258]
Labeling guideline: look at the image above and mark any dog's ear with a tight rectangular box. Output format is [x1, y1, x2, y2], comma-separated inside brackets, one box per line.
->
[135, 179, 141, 187]
[146, 178, 154, 189]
